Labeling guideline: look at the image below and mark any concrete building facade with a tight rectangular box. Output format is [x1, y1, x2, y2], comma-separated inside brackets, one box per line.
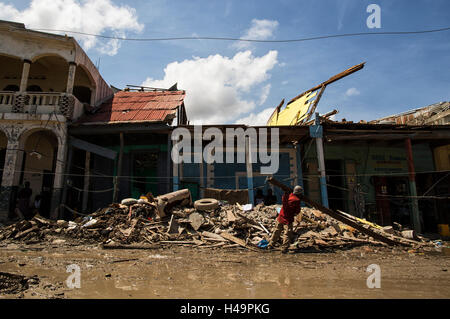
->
[0, 20, 113, 220]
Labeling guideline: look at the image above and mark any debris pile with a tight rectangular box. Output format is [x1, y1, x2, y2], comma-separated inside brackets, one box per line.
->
[0, 192, 432, 252]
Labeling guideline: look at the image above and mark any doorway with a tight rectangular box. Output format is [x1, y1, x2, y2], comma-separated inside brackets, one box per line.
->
[131, 151, 159, 198]
[325, 159, 346, 212]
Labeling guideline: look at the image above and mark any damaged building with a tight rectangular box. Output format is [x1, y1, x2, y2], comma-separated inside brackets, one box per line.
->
[0, 20, 113, 220]
[1, 20, 449, 239]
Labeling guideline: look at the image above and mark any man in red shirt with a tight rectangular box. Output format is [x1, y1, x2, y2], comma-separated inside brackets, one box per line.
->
[268, 185, 303, 253]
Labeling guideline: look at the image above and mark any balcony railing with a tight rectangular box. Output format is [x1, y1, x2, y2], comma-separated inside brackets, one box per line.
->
[0, 91, 83, 119]
[0, 91, 15, 108]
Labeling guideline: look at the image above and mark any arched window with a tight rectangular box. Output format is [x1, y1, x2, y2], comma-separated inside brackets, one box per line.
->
[26, 85, 43, 92]
[3, 85, 19, 91]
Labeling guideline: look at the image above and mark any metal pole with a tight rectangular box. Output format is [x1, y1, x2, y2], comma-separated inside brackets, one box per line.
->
[405, 138, 421, 233]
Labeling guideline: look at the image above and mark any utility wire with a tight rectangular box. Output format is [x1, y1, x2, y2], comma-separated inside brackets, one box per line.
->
[30, 26, 450, 43]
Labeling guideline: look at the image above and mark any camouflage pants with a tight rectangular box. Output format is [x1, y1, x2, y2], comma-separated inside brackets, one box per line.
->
[269, 221, 293, 250]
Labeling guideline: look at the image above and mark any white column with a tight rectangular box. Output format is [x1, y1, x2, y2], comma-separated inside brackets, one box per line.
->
[50, 136, 68, 219]
[0, 139, 24, 220]
[53, 139, 68, 190]
[2, 140, 24, 187]
[66, 62, 77, 94]
[19, 60, 31, 92]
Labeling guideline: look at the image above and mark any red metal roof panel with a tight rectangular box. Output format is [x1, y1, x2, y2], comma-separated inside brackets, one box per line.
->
[77, 90, 186, 124]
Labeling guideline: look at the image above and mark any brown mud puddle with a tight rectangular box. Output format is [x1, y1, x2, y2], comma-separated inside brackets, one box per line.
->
[0, 243, 449, 298]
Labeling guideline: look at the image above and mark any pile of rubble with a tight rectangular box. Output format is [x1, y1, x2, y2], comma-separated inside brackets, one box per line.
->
[0, 189, 432, 252]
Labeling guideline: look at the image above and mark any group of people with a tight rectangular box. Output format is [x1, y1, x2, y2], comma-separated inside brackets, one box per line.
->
[254, 188, 278, 206]
[15, 181, 50, 220]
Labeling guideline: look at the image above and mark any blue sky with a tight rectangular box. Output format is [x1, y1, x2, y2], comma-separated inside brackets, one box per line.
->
[2, 0, 450, 124]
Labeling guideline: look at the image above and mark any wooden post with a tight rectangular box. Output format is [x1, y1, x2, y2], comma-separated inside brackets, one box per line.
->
[172, 136, 179, 192]
[245, 136, 254, 204]
[113, 132, 124, 203]
[314, 113, 329, 208]
[60, 146, 74, 218]
[82, 151, 90, 213]
[199, 158, 204, 198]
[167, 134, 172, 193]
[405, 138, 421, 233]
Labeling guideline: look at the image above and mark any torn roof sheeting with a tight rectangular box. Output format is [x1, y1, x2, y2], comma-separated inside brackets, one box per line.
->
[77, 90, 186, 125]
[267, 62, 365, 126]
[268, 91, 317, 126]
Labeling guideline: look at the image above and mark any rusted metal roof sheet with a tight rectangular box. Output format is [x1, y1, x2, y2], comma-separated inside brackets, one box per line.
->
[77, 90, 185, 125]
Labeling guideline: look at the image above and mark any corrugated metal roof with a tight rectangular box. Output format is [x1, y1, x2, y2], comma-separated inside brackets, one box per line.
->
[78, 90, 185, 125]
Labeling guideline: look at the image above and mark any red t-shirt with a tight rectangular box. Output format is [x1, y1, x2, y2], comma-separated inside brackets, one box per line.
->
[277, 193, 301, 225]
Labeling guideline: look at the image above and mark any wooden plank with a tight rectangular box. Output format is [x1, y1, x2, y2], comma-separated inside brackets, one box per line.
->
[69, 136, 117, 160]
[202, 231, 227, 241]
[102, 243, 159, 249]
[226, 210, 237, 222]
[220, 232, 259, 252]
[287, 62, 365, 105]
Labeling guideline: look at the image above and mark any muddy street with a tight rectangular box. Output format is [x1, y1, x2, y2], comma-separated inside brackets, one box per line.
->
[0, 243, 449, 299]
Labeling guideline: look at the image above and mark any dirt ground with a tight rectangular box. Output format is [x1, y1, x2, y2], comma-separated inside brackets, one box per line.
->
[0, 242, 449, 299]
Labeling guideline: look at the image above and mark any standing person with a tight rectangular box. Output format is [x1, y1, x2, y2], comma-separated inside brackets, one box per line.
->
[268, 185, 303, 253]
[16, 181, 32, 220]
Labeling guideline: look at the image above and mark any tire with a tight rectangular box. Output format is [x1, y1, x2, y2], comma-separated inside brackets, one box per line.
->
[194, 198, 219, 211]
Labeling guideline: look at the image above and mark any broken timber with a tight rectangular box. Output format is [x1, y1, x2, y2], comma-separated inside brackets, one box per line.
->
[267, 177, 412, 247]
[220, 232, 260, 252]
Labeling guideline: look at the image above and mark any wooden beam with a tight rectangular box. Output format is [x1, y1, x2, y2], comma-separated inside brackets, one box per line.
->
[303, 84, 326, 124]
[288, 62, 365, 105]
[326, 133, 450, 141]
[245, 136, 254, 204]
[69, 137, 117, 160]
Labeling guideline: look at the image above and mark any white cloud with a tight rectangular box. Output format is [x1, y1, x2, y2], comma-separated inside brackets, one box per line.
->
[234, 107, 275, 126]
[345, 87, 360, 96]
[0, 0, 143, 55]
[142, 50, 278, 124]
[234, 19, 279, 49]
[259, 84, 271, 105]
